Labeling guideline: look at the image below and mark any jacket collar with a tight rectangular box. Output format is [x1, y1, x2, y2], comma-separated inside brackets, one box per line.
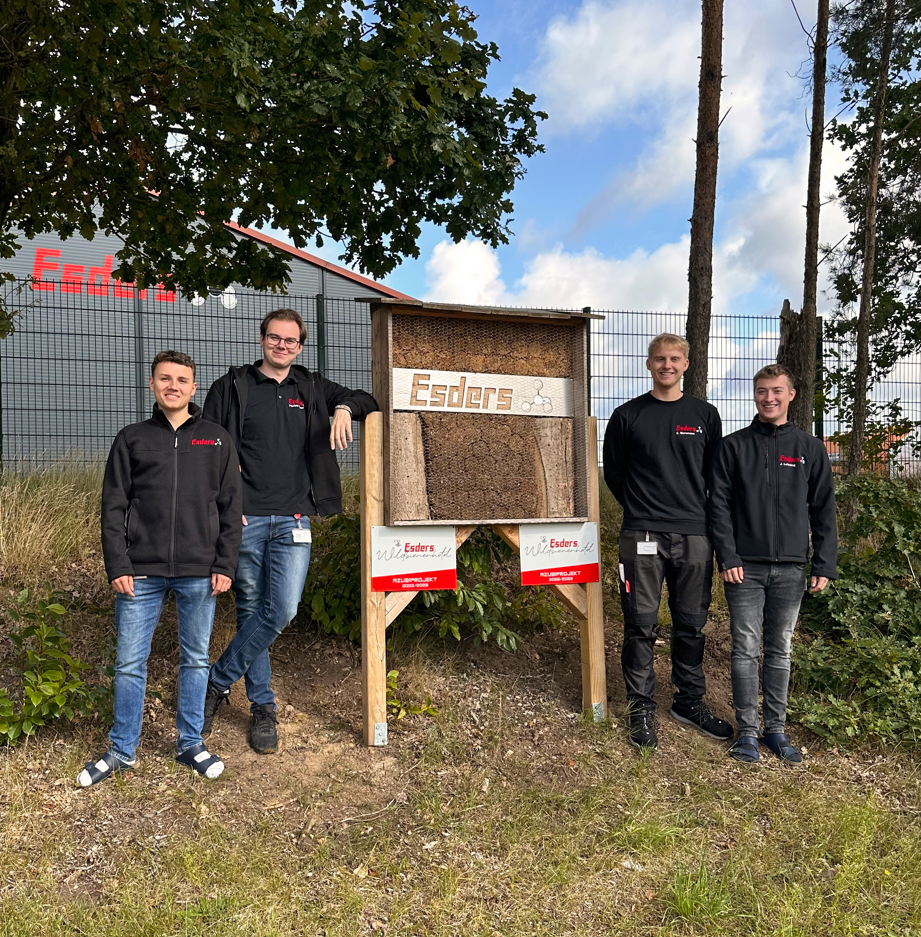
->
[151, 402, 202, 430]
[750, 416, 794, 436]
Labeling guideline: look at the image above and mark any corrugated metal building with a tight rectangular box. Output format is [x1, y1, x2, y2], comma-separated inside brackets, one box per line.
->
[1, 223, 414, 467]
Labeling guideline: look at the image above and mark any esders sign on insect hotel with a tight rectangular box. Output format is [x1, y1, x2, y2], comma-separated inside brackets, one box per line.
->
[357, 299, 607, 746]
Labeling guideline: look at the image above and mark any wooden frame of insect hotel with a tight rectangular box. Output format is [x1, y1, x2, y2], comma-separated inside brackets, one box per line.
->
[358, 298, 607, 745]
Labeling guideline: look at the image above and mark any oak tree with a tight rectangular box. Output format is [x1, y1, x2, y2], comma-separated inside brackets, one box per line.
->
[0, 0, 544, 330]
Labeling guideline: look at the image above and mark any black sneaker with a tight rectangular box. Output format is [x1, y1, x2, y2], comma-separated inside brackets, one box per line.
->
[627, 709, 658, 751]
[250, 704, 278, 754]
[670, 699, 733, 740]
[203, 680, 231, 737]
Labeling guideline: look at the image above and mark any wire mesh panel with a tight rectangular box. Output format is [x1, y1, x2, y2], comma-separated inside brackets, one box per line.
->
[590, 311, 784, 448]
[5, 284, 921, 478]
[0, 280, 368, 471]
[589, 310, 921, 474]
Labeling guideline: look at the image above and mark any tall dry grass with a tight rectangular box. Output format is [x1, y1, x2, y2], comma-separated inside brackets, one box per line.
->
[0, 466, 105, 588]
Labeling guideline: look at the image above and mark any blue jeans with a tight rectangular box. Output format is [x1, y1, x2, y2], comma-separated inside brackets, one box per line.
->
[210, 515, 312, 708]
[109, 576, 216, 762]
[725, 562, 806, 737]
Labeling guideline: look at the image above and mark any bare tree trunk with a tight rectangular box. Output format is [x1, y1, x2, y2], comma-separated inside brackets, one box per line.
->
[684, 0, 724, 400]
[847, 0, 897, 476]
[780, 0, 830, 433]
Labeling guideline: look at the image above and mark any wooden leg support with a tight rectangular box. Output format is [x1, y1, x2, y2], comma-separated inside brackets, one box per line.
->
[361, 411, 388, 746]
[582, 416, 607, 722]
[494, 431, 608, 725]
[361, 412, 607, 740]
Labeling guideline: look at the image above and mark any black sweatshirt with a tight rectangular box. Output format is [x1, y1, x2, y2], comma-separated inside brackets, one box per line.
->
[709, 418, 838, 577]
[603, 392, 722, 535]
[203, 362, 378, 517]
[101, 405, 242, 582]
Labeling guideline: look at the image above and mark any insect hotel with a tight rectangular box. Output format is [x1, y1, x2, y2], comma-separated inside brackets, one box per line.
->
[359, 299, 606, 745]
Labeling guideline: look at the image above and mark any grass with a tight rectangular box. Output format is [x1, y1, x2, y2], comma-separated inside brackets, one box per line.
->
[1, 468, 920, 934]
[0, 709, 920, 936]
[0, 466, 106, 591]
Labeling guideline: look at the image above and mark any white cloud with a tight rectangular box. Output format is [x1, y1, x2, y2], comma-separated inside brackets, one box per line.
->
[424, 138, 851, 319]
[537, 0, 813, 218]
[535, 0, 699, 134]
[425, 237, 688, 310]
[423, 239, 507, 305]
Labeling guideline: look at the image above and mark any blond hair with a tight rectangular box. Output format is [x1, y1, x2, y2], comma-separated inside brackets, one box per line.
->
[647, 333, 690, 358]
[752, 363, 795, 390]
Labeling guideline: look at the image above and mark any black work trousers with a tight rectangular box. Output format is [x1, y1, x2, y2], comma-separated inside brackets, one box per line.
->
[617, 529, 713, 712]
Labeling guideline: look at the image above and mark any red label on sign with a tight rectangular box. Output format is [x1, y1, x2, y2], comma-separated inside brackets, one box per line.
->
[372, 568, 458, 592]
[521, 562, 600, 586]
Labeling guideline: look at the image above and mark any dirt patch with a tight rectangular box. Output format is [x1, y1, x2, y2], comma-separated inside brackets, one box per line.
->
[0, 588, 740, 894]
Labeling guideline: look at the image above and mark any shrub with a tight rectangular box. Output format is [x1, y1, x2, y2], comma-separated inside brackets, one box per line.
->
[793, 634, 921, 745]
[791, 475, 921, 747]
[304, 518, 562, 649]
[0, 590, 110, 744]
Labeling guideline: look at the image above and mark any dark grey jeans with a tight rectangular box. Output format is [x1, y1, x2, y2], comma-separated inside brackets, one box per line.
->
[724, 562, 806, 737]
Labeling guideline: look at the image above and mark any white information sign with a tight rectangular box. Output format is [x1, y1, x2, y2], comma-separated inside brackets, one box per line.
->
[519, 522, 600, 585]
[371, 526, 457, 592]
[392, 368, 573, 417]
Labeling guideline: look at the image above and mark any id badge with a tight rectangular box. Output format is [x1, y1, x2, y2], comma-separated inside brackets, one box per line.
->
[636, 541, 658, 556]
[292, 528, 312, 544]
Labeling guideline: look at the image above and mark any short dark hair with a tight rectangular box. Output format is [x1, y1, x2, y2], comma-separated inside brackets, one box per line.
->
[753, 363, 794, 390]
[260, 308, 307, 345]
[151, 349, 196, 378]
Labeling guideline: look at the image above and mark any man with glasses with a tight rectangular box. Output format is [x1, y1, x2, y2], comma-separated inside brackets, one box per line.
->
[202, 308, 378, 753]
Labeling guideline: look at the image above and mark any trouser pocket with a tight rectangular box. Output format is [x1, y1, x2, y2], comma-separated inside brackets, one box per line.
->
[617, 530, 667, 624]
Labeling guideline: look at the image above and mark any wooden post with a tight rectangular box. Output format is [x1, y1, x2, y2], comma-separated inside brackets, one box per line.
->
[361, 411, 388, 746]
[581, 416, 607, 722]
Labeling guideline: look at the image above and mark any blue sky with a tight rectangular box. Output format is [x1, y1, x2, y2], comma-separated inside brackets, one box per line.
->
[303, 0, 851, 317]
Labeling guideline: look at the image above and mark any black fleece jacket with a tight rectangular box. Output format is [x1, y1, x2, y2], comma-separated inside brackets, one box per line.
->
[709, 418, 838, 577]
[101, 405, 242, 582]
[202, 363, 378, 517]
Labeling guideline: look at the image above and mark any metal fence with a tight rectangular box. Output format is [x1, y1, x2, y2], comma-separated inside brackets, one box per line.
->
[591, 309, 921, 473]
[3, 280, 921, 473]
[0, 279, 371, 470]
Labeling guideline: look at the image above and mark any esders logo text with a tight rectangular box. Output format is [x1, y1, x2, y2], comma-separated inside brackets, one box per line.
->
[191, 438, 221, 446]
[779, 454, 805, 467]
[288, 398, 305, 409]
[676, 425, 703, 436]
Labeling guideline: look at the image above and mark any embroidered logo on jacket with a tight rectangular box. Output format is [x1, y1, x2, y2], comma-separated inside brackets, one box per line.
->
[779, 454, 805, 467]
[676, 424, 703, 436]
[191, 438, 221, 446]
[288, 397, 305, 409]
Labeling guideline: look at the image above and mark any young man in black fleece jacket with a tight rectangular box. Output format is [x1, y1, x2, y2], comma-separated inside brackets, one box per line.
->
[710, 363, 837, 764]
[202, 308, 378, 753]
[603, 333, 732, 751]
[80, 351, 242, 788]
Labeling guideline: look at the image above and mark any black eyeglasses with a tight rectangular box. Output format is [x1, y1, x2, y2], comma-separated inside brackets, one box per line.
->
[264, 333, 302, 350]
